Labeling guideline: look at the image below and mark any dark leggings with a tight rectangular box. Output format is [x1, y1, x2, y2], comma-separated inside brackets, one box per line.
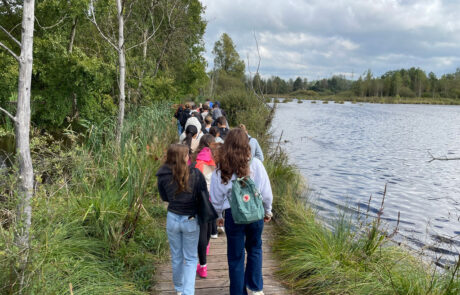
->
[198, 221, 212, 265]
[211, 220, 218, 235]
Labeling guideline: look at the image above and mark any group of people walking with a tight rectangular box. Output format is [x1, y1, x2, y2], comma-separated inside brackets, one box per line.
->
[157, 100, 271, 295]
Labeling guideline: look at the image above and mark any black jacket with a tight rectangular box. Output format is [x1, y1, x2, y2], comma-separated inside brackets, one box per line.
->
[218, 127, 229, 140]
[156, 164, 207, 216]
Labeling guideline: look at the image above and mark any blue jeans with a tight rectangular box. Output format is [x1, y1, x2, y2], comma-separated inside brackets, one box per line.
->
[224, 209, 264, 295]
[177, 120, 183, 136]
[166, 211, 200, 295]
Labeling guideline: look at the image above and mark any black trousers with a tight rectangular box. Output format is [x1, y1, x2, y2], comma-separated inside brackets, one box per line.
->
[211, 219, 218, 235]
[198, 221, 212, 265]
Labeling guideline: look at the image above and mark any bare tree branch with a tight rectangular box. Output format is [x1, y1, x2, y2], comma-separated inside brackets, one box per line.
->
[0, 24, 21, 47]
[88, 0, 119, 51]
[0, 41, 19, 61]
[253, 31, 265, 100]
[35, 15, 68, 30]
[126, 12, 164, 51]
[0, 106, 17, 122]
[428, 151, 460, 162]
[124, 0, 135, 21]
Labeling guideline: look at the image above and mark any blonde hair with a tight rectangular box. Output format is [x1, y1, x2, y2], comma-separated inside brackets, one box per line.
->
[205, 115, 213, 125]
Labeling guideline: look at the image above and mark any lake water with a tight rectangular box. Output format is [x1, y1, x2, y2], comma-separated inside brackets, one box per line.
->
[271, 100, 460, 264]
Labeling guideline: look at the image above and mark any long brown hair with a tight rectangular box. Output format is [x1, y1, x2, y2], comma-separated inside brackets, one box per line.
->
[217, 128, 251, 184]
[165, 144, 190, 193]
[192, 134, 215, 162]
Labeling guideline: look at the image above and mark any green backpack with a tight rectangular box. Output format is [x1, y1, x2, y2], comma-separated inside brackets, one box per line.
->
[230, 176, 265, 224]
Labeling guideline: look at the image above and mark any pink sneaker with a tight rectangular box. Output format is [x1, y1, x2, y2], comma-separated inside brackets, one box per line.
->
[206, 244, 210, 255]
[197, 265, 207, 278]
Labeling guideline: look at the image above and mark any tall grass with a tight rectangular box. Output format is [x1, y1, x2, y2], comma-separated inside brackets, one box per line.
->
[266, 148, 460, 295]
[0, 103, 176, 294]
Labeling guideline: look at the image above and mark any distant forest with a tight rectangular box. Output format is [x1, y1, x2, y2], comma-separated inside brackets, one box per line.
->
[251, 68, 460, 99]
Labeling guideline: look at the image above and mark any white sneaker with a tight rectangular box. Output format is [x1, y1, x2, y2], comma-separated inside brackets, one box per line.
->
[217, 226, 225, 234]
[211, 234, 218, 239]
[176, 292, 182, 295]
[251, 291, 264, 295]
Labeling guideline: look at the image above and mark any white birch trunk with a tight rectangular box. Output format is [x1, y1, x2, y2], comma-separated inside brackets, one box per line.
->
[115, 0, 125, 146]
[68, 17, 77, 53]
[15, 0, 35, 292]
[136, 29, 148, 98]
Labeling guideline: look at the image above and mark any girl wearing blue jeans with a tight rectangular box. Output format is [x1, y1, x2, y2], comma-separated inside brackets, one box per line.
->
[157, 144, 208, 295]
[210, 129, 273, 295]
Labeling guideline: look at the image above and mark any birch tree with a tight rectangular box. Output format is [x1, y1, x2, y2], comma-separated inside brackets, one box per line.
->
[0, 0, 36, 292]
[89, 0, 126, 147]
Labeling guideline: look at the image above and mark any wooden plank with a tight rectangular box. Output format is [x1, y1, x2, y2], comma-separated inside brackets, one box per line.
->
[154, 225, 290, 294]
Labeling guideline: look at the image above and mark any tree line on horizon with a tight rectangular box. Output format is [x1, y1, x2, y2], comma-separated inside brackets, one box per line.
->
[250, 68, 460, 99]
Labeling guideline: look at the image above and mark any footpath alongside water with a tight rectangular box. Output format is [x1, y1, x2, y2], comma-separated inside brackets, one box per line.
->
[154, 224, 290, 295]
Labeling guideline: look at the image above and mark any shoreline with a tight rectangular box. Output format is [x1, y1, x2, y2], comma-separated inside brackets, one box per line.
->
[268, 94, 460, 105]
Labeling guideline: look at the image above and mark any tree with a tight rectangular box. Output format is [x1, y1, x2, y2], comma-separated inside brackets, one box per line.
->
[293, 77, 303, 91]
[428, 72, 437, 98]
[0, 0, 36, 292]
[89, 0, 130, 146]
[364, 69, 373, 96]
[212, 33, 245, 78]
[392, 71, 402, 97]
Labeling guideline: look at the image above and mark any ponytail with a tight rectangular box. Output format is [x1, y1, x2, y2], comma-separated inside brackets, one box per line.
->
[184, 125, 198, 152]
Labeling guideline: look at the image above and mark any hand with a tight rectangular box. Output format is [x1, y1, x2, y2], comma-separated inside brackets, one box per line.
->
[264, 216, 271, 223]
[217, 218, 224, 227]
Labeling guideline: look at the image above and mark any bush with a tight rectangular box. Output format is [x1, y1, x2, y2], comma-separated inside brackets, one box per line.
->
[399, 86, 416, 98]
[218, 89, 273, 147]
[290, 89, 318, 97]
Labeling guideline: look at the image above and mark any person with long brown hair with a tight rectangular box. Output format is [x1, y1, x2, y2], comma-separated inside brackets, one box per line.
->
[156, 144, 208, 295]
[210, 129, 273, 295]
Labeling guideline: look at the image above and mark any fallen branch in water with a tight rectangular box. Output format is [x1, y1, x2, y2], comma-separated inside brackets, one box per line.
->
[427, 151, 460, 163]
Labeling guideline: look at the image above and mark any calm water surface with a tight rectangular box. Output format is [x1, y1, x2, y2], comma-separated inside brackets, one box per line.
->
[272, 100, 460, 263]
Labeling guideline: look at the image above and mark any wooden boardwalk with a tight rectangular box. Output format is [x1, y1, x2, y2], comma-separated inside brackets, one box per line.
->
[154, 224, 291, 295]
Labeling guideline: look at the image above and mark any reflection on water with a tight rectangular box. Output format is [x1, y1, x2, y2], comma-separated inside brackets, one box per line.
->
[272, 100, 460, 264]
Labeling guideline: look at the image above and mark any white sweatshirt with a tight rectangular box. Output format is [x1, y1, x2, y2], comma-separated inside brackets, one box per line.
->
[210, 158, 273, 219]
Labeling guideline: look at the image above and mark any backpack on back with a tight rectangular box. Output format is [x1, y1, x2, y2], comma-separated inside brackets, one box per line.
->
[229, 176, 265, 224]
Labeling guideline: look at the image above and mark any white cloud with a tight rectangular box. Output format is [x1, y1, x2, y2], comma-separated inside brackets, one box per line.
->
[201, 0, 460, 79]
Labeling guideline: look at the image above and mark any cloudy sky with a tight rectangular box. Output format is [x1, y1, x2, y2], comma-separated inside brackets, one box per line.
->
[201, 0, 460, 80]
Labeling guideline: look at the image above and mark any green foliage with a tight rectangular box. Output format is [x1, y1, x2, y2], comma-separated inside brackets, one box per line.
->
[218, 89, 273, 147]
[250, 67, 460, 102]
[0, 104, 176, 294]
[0, 0, 207, 130]
[212, 33, 245, 78]
[142, 75, 178, 101]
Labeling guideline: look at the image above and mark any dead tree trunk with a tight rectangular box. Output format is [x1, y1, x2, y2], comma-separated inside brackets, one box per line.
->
[115, 0, 126, 147]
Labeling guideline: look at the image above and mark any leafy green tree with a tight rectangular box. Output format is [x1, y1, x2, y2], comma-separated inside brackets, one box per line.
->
[212, 33, 245, 78]
[293, 77, 303, 91]
[392, 72, 402, 97]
